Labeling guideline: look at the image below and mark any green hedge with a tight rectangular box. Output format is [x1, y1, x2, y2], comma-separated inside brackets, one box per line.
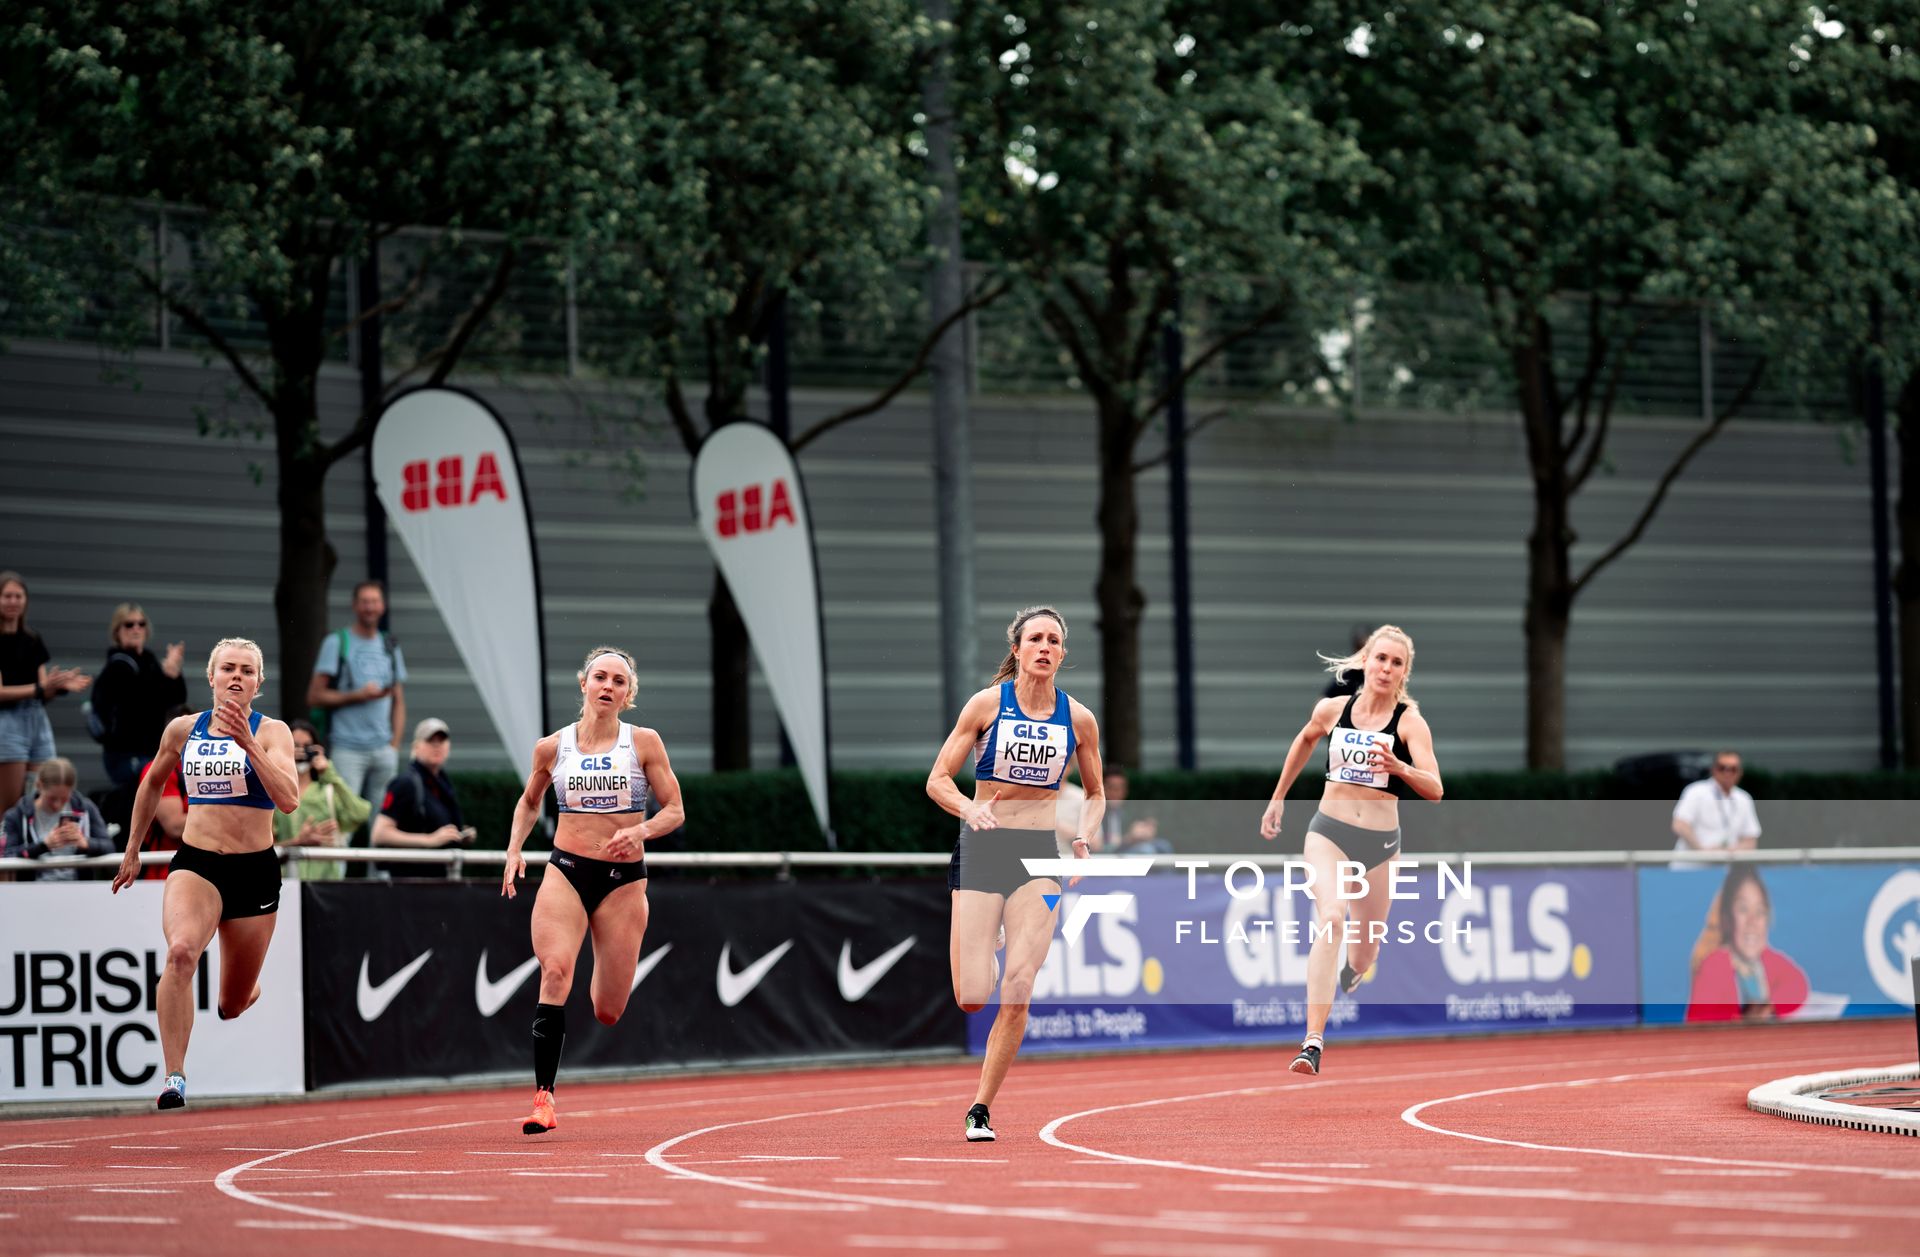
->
[446, 765, 1920, 852]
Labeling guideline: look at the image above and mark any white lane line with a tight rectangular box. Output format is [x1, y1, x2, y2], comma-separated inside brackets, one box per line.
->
[736, 1200, 868, 1212]
[1400, 1058, 1920, 1181]
[0, 1162, 62, 1167]
[89, 1188, 178, 1195]
[68, 1214, 175, 1224]
[846, 1239, 1009, 1251]
[464, 1150, 551, 1156]
[1158, 1211, 1311, 1225]
[1444, 1166, 1577, 1174]
[896, 1156, 1006, 1164]
[1657, 1167, 1794, 1178]
[340, 1148, 418, 1155]
[236, 1220, 357, 1230]
[1401, 1217, 1572, 1230]
[1258, 1162, 1367, 1169]
[737, 1154, 839, 1161]
[507, 1171, 607, 1178]
[0, 1186, 46, 1192]
[388, 1194, 495, 1202]
[1097, 1243, 1270, 1257]
[551, 1197, 673, 1206]
[1673, 1221, 1858, 1239]
[109, 1145, 179, 1150]
[223, 1147, 295, 1152]
[621, 1229, 768, 1243]
[1211, 1185, 1334, 1194]
[105, 1165, 186, 1170]
[1018, 1180, 1139, 1190]
[835, 1178, 943, 1186]
[249, 1192, 335, 1198]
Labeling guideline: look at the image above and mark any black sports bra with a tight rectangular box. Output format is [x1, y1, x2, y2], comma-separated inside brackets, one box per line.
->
[1325, 693, 1421, 801]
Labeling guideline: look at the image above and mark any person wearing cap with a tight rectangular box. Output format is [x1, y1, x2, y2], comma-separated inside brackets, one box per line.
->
[370, 717, 471, 879]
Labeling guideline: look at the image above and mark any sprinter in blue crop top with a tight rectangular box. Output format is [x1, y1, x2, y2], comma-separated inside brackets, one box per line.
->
[927, 604, 1105, 1144]
[501, 644, 684, 1136]
[112, 637, 299, 1112]
[1258, 624, 1444, 1078]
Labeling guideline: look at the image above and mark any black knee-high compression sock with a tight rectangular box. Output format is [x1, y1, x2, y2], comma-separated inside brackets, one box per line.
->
[533, 1002, 567, 1091]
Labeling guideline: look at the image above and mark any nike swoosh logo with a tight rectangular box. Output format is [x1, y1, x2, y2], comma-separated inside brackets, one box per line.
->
[837, 936, 916, 1002]
[357, 950, 433, 1022]
[716, 940, 793, 1007]
[630, 942, 673, 993]
[475, 950, 542, 1018]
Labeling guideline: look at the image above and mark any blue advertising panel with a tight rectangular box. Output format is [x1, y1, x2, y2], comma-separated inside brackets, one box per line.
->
[967, 862, 1640, 1053]
[1638, 862, 1920, 1025]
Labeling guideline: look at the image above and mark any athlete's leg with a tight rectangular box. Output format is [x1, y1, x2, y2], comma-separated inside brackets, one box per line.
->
[950, 889, 1004, 1013]
[1299, 832, 1349, 1043]
[157, 872, 222, 1075]
[972, 878, 1058, 1108]
[213, 915, 275, 1019]
[585, 881, 651, 1025]
[1342, 854, 1398, 980]
[528, 868, 589, 1103]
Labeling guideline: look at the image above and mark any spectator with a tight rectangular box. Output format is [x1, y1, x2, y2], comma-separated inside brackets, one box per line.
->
[371, 717, 472, 878]
[2, 757, 115, 881]
[1322, 624, 1373, 699]
[1095, 764, 1172, 856]
[1671, 750, 1761, 869]
[305, 580, 407, 829]
[0, 571, 91, 814]
[89, 602, 188, 786]
[274, 719, 370, 880]
[1685, 865, 1809, 1022]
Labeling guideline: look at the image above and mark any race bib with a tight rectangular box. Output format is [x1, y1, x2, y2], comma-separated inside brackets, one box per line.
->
[1326, 727, 1390, 789]
[181, 736, 251, 800]
[993, 718, 1070, 787]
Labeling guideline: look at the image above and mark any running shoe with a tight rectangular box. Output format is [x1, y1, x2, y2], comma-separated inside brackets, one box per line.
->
[964, 1103, 996, 1142]
[1339, 961, 1366, 994]
[157, 1073, 186, 1110]
[1290, 1044, 1322, 1076]
[522, 1088, 557, 1135]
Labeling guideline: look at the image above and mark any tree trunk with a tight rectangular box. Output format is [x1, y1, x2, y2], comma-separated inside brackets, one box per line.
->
[709, 569, 752, 772]
[275, 454, 336, 723]
[1898, 367, 1920, 768]
[1514, 329, 1573, 770]
[1095, 394, 1144, 769]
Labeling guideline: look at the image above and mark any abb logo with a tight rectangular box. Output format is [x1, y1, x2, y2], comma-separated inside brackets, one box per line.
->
[715, 479, 797, 538]
[400, 453, 509, 512]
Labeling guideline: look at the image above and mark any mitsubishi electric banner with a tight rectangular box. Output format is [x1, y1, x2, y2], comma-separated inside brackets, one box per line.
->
[1, 882, 306, 1100]
[371, 387, 545, 776]
[300, 879, 958, 1087]
[691, 422, 831, 840]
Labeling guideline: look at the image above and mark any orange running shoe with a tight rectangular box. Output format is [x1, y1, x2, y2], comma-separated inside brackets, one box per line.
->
[522, 1088, 557, 1135]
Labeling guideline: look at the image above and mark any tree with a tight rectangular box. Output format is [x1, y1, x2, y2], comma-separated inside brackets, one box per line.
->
[1306, 0, 1911, 767]
[955, 0, 1373, 767]
[1, 1, 648, 716]
[571, 0, 1001, 770]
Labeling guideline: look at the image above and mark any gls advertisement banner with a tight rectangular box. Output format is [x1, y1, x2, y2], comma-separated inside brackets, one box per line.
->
[1638, 862, 1920, 1023]
[1, 882, 305, 1100]
[302, 879, 959, 1087]
[372, 388, 545, 776]
[969, 865, 1638, 1053]
[691, 423, 831, 841]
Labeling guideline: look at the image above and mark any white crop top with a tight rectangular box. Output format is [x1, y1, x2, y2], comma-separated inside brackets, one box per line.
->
[551, 723, 650, 815]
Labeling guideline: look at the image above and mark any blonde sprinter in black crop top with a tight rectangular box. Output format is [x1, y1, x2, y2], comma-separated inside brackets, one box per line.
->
[1259, 624, 1442, 1077]
[501, 645, 683, 1136]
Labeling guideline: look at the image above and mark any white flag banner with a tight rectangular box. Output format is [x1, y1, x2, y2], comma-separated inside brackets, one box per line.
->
[691, 423, 832, 842]
[371, 388, 545, 778]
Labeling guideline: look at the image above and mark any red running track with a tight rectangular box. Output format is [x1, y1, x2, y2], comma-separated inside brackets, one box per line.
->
[4, 1020, 1915, 1257]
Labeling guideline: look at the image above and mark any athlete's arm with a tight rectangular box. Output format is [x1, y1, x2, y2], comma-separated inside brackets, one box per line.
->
[1260, 697, 1342, 839]
[1382, 709, 1444, 801]
[236, 713, 302, 812]
[926, 688, 1001, 825]
[1068, 701, 1105, 853]
[113, 716, 190, 892]
[502, 735, 558, 897]
[608, 729, 683, 858]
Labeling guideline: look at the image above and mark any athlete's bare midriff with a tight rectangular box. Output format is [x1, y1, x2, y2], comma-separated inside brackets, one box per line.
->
[181, 805, 275, 855]
[553, 811, 643, 861]
[969, 782, 1063, 831]
[1314, 784, 1400, 832]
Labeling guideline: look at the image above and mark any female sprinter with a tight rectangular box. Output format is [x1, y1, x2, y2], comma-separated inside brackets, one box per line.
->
[927, 605, 1103, 1142]
[1259, 624, 1442, 1076]
[110, 638, 299, 1109]
[501, 646, 683, 1135]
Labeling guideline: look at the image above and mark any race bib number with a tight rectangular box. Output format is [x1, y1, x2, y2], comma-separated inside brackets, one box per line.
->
[181, 737, 251, 800]
[994, 719, 1069, 787]
[1326, 728, 1390, 789]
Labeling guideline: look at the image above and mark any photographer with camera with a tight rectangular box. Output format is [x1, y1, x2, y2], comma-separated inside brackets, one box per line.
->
[2, 757, 115, 880]
[273, 719, 372, 880]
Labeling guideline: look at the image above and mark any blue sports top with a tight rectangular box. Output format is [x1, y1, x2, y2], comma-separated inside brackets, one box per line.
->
[180, 709, 276, 808]
[972, 680, 1077, 790]
[552, 722, 651, 815]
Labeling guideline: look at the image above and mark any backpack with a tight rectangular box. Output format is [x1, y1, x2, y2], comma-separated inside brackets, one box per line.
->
[308, 628, 395, 739]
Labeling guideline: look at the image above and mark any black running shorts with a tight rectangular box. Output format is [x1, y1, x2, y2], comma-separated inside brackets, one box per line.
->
[948, 826, 1060, 898]
[167, 843, 281, 921]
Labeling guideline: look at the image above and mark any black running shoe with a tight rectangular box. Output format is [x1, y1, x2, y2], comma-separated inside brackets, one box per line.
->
[1339, 962, 1363, 994]
[964, 1103, 996, 1142]
[157, 1072, 186, 1110]
[1290, 1044, 1322, 1076]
